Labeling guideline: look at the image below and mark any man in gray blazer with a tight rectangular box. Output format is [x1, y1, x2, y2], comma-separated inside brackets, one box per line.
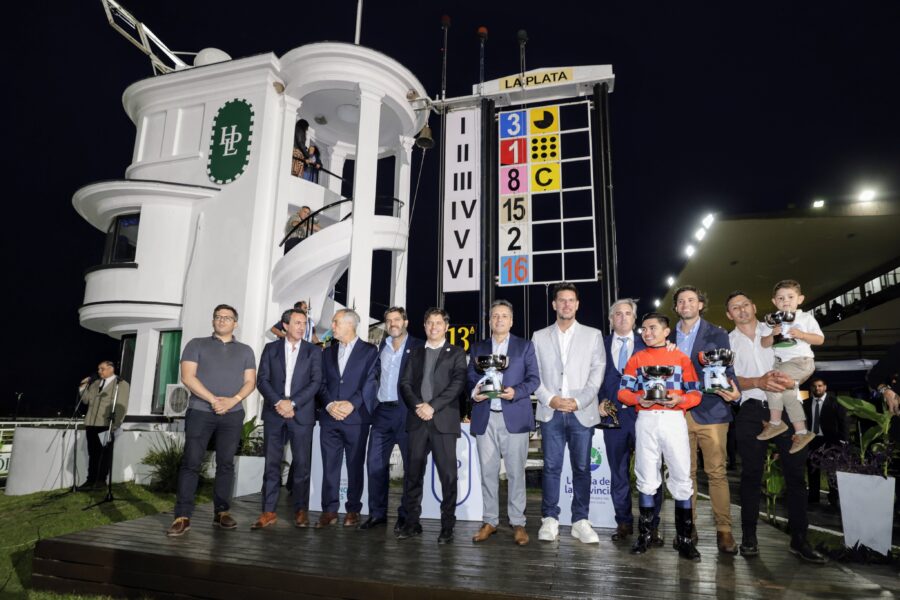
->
[532, 282, 606, 544]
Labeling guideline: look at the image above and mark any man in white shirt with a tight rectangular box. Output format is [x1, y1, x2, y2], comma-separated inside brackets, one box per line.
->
[531, 282, 606, 544]
[725, 291, 826, 563]
[803, 378, 848, 506]
[253, 309, 322, 529]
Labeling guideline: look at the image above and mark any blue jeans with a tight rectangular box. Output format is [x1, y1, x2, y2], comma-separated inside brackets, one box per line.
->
[541, 411, 593, 522]
[175, 409, 243, 518]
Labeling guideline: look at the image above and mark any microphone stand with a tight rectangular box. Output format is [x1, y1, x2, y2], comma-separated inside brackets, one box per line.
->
[65, 381, 92, 494]
[84, 379, 120, 509]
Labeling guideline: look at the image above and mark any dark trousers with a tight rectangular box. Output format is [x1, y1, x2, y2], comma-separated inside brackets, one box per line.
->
[403, 421, 458, 528]
[542, 411, 594, 522]
[84, 425, 111, 484]
[603, 407, 663, 527]
[736, 400, 808, 542]
[175, 409, 243, 519]
[319, 423, 369, 513]
[262, 415, 314, 512]
[806, 436, 838, 504]
[366, 402, 410, 521]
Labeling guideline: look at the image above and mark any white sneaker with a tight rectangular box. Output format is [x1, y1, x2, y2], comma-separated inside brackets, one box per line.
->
[538, 517, 559, 541]
[571, 519, 600, 544]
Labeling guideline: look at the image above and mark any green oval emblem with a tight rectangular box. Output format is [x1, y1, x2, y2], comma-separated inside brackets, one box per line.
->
[207, 99, 254, 184]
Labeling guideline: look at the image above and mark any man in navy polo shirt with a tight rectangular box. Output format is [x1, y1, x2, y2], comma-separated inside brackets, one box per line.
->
[167, 304, 257, 537]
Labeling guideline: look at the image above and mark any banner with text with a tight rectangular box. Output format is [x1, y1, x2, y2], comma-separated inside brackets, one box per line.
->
[556, 429, 616, 528]
[442, 108, 481, 292]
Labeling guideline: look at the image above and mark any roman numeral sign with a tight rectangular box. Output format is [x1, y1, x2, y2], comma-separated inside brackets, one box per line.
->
[442, 109, 481, 292]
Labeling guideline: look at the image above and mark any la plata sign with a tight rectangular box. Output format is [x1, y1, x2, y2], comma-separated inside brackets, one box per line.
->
[502, 68, 574, 90]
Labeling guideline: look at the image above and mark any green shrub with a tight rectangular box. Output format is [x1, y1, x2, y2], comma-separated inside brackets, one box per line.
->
[142, 435, 210, 493]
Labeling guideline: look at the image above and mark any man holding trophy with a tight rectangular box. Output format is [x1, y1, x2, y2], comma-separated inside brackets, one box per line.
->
[618, 313, 703, 561]
[468, 300, 541, 546]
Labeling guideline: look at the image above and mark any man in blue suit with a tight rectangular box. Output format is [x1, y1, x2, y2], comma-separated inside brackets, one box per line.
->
[668, 285, 741, 553]
[253, 308, 322, 529]
[359, 306, 424, 531]
[468, 299, 540, 546]
[316, 308, 379, 528]
[598, 299, 664, 544]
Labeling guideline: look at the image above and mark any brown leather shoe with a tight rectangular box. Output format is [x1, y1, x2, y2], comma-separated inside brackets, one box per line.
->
[251, 512, 277, 530]
[513, 525, 530, 546]
[611, 522, 633, 541]
[213, 512, 237, 529]
[166, 517, 190, 537]
[315, 512, 338, 528]
[343, 512, 360, 527]
[472, 523, 497, 542]
[717, 530, 739, 554]
[294, 509, 309, 528]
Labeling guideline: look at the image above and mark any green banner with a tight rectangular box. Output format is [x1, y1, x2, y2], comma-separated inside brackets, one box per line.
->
[207, 99, 254, 184]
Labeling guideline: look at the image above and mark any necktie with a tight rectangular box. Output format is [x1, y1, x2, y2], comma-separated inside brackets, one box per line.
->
[98, 379, 106, 392]
[813, 399, 821, 435]
[617, 337, 630, 372]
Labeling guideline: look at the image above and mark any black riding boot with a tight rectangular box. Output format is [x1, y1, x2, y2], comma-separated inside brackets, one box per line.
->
[675, 507, 701, 561]
[630, 507, 655, 554]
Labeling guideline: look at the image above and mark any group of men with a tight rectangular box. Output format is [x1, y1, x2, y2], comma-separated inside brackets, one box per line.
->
[162, 282, 828, 563]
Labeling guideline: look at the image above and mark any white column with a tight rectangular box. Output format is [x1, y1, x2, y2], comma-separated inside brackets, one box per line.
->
[326, 146, 347, 197]
[130, 327, 160, 416]
[390, 136, 414, 308]
[347, 84, 384, 339]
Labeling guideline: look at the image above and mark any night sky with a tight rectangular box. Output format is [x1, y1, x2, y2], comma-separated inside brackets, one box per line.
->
[6, 1, 899, 417]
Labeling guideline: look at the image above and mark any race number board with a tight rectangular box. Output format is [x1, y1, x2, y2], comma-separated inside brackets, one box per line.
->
[497, 101, 597, 286]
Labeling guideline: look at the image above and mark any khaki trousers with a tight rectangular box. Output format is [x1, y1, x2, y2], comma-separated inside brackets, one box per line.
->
[686, 412, 732, 532]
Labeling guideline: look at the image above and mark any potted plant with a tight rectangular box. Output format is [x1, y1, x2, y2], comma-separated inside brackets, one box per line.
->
[143, 434, 211, 493]
[232, 417, 265, 497]
[809, 395, 896, 556]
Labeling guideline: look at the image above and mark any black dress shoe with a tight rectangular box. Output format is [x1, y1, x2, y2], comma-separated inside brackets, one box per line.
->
[789, 539, 827, 564]
[437, 527, 454, 544]
[393, 517, 406, 533]
[739, 532, 759, 556]
[358, 516, 387, 530]
[395, 523, 422, 540]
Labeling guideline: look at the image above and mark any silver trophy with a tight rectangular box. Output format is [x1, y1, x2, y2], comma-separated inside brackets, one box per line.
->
[698, 348, 735, 393]
[764, 311, 797, 348]
[640, 366, 676, 403]
[475, 354, 510, 399]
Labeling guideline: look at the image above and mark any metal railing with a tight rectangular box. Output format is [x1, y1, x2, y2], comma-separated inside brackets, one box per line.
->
[279, 196, 405, 250]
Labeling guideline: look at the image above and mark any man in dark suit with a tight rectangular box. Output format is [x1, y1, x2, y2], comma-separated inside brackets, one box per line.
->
[668, 285, 741, 554]
[253, 308, 322, 529]
[316, 308, 379, 528]
[359, 306, 424, 531]
[397, 307, 467, 543]
[468, 299, 540, 546]
[804, 378, 849, 506]
[599, 299, 664, 543]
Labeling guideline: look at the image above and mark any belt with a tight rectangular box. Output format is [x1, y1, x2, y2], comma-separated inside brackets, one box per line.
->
[379, 401, 400, 407]
[742, 397, 769, 408]
[490, 409, 503, 413]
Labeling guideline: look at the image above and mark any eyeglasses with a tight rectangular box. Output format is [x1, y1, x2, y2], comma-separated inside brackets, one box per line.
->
[213, 315, 236, 322]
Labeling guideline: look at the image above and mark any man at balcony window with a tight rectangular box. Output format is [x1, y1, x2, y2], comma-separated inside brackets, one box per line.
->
[284, 206, 321, 254]
[166, 304, 257, 537]
[77, 360, 130, 490]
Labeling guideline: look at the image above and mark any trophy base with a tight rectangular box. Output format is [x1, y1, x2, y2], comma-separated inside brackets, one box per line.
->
[701, 385, 734, 394]
[773, 338, 797, 349]
[481, 388, 502, 399]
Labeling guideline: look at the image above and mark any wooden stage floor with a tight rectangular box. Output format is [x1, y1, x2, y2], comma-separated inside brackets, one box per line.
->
[32, 489, 894, 599]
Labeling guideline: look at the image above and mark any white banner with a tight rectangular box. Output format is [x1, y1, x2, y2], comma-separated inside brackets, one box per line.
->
[557, 429, 616, 528]
[308, 426, 369, 514]
[420, 423, 483, 521]
[442, 108, 481, 292]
